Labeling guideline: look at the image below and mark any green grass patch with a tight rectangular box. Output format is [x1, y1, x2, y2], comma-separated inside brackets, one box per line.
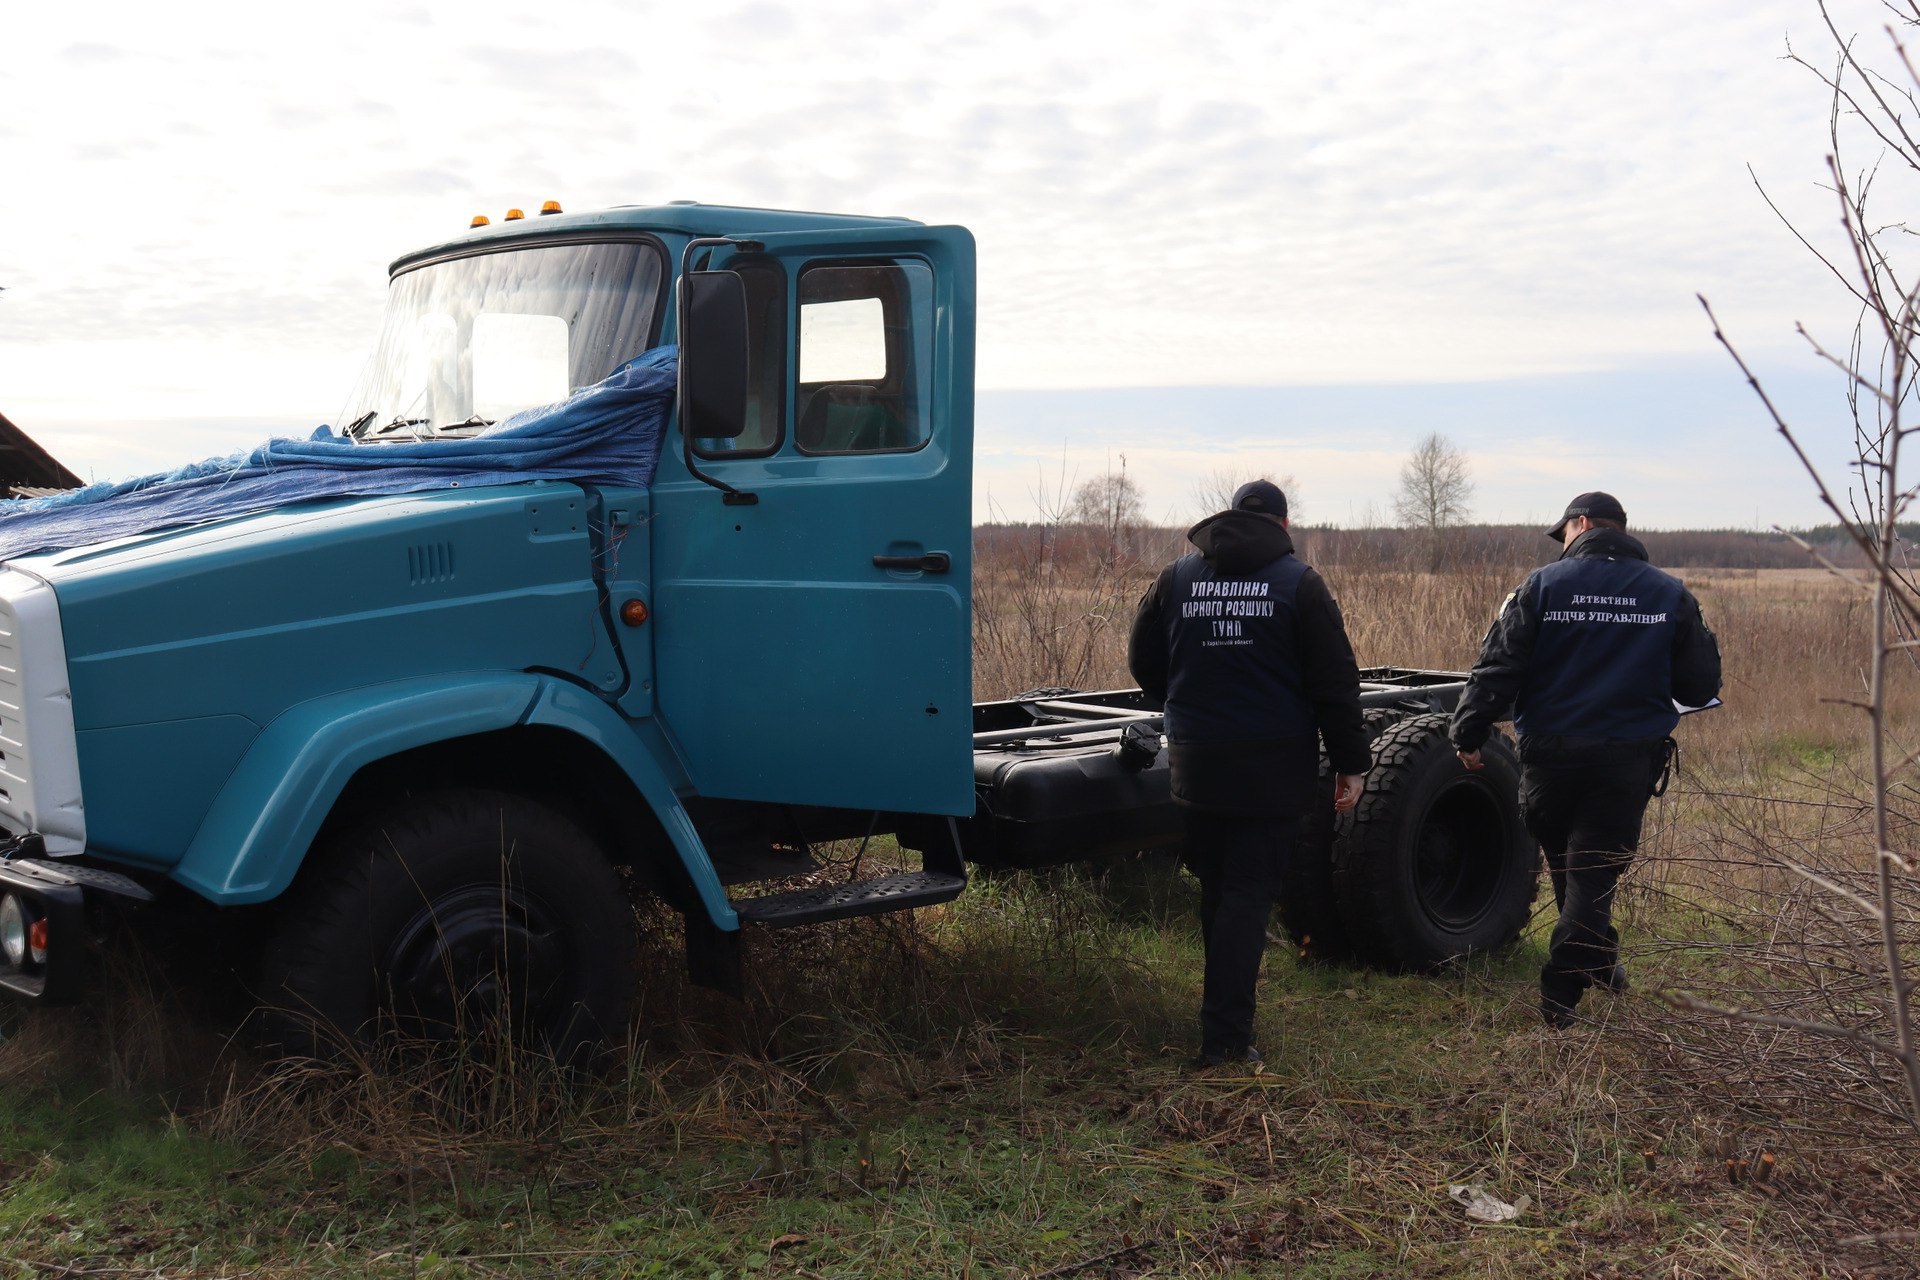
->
[1769, 734, 1843, 772]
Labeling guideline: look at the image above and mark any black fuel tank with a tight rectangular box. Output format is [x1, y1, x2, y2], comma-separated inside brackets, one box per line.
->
[960, 733, 1181, 869]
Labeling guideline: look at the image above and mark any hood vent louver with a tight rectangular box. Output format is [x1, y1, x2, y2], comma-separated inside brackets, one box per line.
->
[407, 542, 457, 586]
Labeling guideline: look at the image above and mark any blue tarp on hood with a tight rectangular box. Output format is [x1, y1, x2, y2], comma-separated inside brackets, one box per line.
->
[0, 346, 678, 563]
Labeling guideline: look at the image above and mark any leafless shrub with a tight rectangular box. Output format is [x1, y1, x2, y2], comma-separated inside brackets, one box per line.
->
[1679, 0, 1920, 1134]
[973, 461, 1179, 698]
[1188, 468, 1302, 523]
[1620, 766, 1920, 1151]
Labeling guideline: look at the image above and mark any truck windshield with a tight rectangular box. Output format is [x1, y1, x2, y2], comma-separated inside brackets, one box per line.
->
[337, 240, 664, 439]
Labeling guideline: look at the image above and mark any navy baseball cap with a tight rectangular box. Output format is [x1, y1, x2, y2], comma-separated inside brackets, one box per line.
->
[1231, 479, 1289, 520]
[1546, 491, 1627, 542]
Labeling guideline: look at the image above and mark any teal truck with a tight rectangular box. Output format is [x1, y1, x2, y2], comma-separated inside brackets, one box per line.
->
[0, 203, 1538, 1061]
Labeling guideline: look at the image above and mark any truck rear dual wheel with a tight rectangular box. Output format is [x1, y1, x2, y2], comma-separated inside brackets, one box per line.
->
[1282, 714, 1537, 969]
[257, 789, 637, 1067]
[1278, 708, 1411, 963]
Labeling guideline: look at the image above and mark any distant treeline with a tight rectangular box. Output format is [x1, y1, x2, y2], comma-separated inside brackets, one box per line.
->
[1296, 524, 1858, 571]
[974, 521, 1901, 573]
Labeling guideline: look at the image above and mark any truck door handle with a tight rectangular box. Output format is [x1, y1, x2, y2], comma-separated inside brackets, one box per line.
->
[873, 551, 951, 573]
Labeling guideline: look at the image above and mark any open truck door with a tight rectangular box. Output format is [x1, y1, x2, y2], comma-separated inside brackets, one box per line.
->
[648, 223, 976, 818]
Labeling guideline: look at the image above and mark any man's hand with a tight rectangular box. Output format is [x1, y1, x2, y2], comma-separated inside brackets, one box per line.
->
[1333, 773, 1365, 812]
[1455, 748, 1483, 771]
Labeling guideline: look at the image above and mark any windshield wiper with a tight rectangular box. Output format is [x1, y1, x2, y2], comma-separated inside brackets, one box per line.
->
[368, 416, 431, 438]
[349, 413, 494, 442]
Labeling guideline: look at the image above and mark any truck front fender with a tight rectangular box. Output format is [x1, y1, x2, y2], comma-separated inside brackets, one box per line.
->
[171, 674, 546, 904]
[169, 673, 739, 930]
[521, 680, 738, 931]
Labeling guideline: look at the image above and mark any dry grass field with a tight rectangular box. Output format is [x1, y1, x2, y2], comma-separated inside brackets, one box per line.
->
[976, 534, 1920, 1217]
[978, 542, 1897, 795]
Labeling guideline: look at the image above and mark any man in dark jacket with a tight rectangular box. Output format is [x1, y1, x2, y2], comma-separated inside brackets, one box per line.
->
[1450, 492, 1721, 1028]
[1129, 480, 1370, 1069]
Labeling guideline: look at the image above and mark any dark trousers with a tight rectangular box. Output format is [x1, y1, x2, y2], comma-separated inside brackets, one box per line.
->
[1517, 739, 1666, 1005]
[1182, 808, 1296, 1055]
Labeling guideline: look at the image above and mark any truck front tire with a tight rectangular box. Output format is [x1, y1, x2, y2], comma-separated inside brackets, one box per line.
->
[257, 789, 637, 1066]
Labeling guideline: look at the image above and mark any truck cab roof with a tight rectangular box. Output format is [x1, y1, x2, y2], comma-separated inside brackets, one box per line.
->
[391, 201, 927, 276]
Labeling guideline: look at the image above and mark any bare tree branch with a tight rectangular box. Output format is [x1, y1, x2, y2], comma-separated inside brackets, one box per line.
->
[1701, 3, 1920, 1129]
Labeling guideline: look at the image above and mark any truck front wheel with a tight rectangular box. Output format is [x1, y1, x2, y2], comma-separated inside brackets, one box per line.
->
[257, 789, 637, 1066]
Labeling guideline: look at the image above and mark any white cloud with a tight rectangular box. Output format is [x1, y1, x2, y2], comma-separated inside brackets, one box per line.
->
[0, 0, 1896, 506]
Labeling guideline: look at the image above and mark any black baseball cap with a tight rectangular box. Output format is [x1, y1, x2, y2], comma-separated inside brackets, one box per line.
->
[1546, 491, 1627, 542]
[1231, 479, 1289, 520]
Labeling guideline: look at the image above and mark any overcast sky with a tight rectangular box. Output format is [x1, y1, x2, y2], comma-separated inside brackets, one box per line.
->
[1, 0, 1905, 529]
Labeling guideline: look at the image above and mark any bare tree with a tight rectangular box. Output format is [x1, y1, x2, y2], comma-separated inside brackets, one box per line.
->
[1391, 432, 1473, 532]
[1689, 0, 1920, 1133]
[1189, 468, 1301, 522]
[1390, 432, 1473, 569]
[1068, 469, 1144, 530]
[1062, 457, 1148, 569]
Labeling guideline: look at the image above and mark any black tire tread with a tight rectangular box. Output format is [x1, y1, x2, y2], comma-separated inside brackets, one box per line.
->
[1278, 759, 1348, 962]
[258, 788, 636, 1065]
[1276, 709, 1412, 964]
[1329, 714, 1532, 969]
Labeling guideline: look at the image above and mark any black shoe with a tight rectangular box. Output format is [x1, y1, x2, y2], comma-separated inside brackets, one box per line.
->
[1601, 965, 1629, 995]
[1542, 995, 1579, 1030]
[1190, 1046, 1262, 1071]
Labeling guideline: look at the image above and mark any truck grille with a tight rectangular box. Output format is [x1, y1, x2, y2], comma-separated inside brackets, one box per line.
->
[0, 569, 84, 854]
[0, 596, 29, 816]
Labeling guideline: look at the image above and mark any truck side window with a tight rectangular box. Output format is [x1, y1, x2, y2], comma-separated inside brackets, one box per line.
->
[795, 260, 934, 455]
[694, 257, 785, 457]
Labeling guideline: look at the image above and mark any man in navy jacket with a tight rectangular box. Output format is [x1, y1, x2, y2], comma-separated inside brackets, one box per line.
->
[1130, 480, 1370, 1068]
[1451, 492, 1721, 1028]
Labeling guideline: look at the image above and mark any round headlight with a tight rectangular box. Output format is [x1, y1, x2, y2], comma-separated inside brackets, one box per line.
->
[0, 895, 27, 969]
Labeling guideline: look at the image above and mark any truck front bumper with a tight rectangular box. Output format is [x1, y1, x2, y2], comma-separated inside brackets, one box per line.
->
[0, 833, 154, 1004]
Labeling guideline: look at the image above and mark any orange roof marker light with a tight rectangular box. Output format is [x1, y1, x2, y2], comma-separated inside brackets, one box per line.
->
[505, 208, 526, 221]
[470, 214, 490, 228]
[540, 200, 563, 215]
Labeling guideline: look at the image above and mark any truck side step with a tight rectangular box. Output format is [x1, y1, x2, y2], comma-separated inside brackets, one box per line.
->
[732, 870, 966, 928]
